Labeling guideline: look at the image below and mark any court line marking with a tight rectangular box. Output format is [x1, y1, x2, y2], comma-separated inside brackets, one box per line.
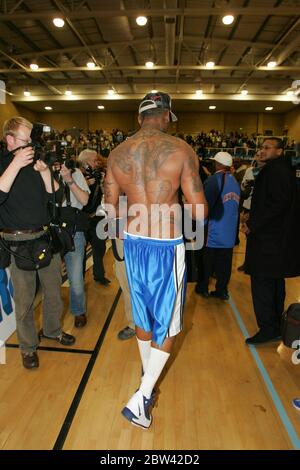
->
[5, 344, 93, 354]
[229, 293, 300, 450]
[53, 288, 121, 450]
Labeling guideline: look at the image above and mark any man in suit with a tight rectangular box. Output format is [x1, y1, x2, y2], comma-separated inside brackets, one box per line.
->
[244, 138, 300, 344]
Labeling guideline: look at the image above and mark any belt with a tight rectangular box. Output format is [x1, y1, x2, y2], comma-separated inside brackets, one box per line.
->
[1, 226, 47, 235]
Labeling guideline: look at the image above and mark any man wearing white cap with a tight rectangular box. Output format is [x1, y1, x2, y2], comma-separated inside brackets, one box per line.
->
[196, 151, 240, 300]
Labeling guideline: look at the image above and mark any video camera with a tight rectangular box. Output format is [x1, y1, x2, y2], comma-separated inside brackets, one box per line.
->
[13, 122, 76, 170]
[84, 165, 103, 184]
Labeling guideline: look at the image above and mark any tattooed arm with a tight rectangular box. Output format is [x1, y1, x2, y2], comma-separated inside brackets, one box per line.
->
[104, 156, 121, 216]
[181, 146, 208, 220]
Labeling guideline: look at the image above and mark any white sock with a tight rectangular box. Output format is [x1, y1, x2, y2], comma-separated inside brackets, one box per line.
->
[140, 347, 170, 399]
[136, 338, 152, 373]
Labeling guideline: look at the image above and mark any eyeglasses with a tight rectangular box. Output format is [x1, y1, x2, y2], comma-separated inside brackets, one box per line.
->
[260, 145, 278, 150]
[12, 134, 32, 145]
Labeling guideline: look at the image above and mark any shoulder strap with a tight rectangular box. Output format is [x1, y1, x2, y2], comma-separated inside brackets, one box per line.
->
[49, 169, 59, 221]
[64, 183, 72, 207]
[210, 172, 226, 214]
[111, 238, 124, 262]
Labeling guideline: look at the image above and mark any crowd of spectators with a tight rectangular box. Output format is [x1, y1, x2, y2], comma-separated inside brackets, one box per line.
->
[1, 126, 295, 161]
[41, 128, 296, 160]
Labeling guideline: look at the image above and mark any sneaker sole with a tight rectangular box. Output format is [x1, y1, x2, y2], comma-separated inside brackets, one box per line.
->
[292, 402, 300, 412]
[118, 334, 135, 340]
[121, 407, 152, 430]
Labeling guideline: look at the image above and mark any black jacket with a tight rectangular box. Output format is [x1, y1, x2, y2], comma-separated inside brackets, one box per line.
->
[245, 156, 300, 278]
[0, 149, 62, 230]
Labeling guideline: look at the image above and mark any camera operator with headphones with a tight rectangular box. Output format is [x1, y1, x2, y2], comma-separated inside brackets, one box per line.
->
[0, 117, 75, 370]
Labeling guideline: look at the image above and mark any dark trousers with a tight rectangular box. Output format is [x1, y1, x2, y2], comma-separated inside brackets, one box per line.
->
[91, 233, 106, 280]
[84, 217, 106, 281]
[250, 276, 285, 333]
[198, 247, 233, 294]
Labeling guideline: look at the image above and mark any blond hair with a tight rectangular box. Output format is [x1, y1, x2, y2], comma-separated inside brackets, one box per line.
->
[78, 148, 97, 164]
[3, 116, 33, 138]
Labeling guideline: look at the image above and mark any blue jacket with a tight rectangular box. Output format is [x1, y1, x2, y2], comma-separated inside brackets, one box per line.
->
[204, 171, 240, 248]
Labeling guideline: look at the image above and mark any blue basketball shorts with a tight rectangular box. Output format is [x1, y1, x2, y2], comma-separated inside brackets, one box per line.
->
[123, 232, 187, 346]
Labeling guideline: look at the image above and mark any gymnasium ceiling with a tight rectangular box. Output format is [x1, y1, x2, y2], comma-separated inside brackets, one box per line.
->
[1, 0, 300, 113]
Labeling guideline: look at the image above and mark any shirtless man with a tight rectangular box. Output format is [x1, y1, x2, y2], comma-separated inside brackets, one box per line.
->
[105, 92, 208, 429]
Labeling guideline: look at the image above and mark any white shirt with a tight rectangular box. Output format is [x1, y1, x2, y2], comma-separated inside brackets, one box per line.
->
[241, 166, 254, 210]
[62, 168, 90, 210]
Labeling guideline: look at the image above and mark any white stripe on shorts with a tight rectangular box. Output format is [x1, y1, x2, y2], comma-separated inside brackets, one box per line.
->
[167, 243, 186, 338]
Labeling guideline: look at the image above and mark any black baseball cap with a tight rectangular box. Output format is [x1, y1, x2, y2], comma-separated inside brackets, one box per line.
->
[138, 92, 177, 122]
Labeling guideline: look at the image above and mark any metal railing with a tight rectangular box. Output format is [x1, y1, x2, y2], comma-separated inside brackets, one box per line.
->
[198, 146, 295, 160]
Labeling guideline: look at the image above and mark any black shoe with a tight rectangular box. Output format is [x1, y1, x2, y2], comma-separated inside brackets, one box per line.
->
[245, 329, 281, 345]
[74, 314, 87, 328]
[21, 351, 39, 369]
[118, 326, 135, 340]
[95, 277, 111, 286]
[195, 285, 209, 298]
[39, 329, 76, 346]
[209, 290, 229, 300]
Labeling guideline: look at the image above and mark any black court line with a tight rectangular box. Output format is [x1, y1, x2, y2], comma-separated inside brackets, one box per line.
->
[53, 288, 122, 450]
[6, 344, 93, 355]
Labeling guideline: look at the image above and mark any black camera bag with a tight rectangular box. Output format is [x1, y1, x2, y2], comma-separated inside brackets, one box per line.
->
[60, 183, 90, 232]
[48, 174, 75, 255]
[13, 235, 52, 271]
[281, 303, 300, 348]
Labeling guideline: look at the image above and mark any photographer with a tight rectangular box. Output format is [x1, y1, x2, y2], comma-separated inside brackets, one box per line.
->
[0, 117, 75, 370]
[78, 149, 110, 286]
[59, 163, 90, 328]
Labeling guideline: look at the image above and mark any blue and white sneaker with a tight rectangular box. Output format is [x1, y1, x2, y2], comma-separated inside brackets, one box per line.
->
[292, 398, 300, 411]
[122, 390, 153, 429]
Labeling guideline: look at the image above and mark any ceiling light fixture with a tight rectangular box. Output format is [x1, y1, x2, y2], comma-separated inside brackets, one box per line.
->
[267, 60, 277, 68]
[151, 89, 158, 93]
[265, 106, 273, 111]
[145, 61, 154, 69]
[222, 15, 235, 25]
[286, 90, 294, 96]
[97, 105, 105, 109]
[205, 61, 215, 69]
[45, 106, 52, 110]
[241, 89, 248, 95]
[209, 105, 216, 110]
[65, 89, 72, 96]
[30, 63, 39, 71]
[136, 16, 148, 26]
[107, 88, 115, 95]
[23, 90, 31, 97]
[195, 89, 203, 96]
[53, 18, 65, 28]
[87, 61, 96, 69]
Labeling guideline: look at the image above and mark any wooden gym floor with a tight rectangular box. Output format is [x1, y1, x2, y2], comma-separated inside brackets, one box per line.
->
[0, 239, 300, 450]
